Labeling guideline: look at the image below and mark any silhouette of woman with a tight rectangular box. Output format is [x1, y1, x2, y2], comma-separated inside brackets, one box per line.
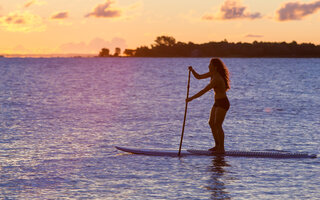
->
[186, 58, 230, 152]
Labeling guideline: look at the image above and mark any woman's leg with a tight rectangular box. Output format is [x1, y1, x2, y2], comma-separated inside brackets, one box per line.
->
[214, 107, 228, 152]
[208, 106, 218, 150]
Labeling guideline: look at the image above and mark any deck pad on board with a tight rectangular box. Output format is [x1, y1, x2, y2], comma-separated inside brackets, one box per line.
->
[187, 149, 317, 158]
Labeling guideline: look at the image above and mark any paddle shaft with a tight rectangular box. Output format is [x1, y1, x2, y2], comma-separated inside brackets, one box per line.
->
[178, 69, 191, 156]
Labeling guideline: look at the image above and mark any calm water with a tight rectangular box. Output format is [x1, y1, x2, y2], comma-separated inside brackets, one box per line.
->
[0, 57, 319, 199]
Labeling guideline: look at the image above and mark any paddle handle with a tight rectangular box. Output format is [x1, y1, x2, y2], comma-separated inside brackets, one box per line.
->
[178, 69, 191, 156]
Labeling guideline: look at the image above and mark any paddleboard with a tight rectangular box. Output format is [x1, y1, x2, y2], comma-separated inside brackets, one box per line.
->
[116, 146, 317, 158]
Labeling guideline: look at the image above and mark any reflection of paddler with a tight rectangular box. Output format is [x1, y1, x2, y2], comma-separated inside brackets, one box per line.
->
[206, 156, 231, 199]
[186, 58, 230, 153]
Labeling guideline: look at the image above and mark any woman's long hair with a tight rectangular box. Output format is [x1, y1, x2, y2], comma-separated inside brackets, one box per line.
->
[210, 58, 230, 90]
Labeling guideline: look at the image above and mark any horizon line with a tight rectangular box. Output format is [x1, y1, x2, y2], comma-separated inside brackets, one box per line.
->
[1, 39, 320, 58]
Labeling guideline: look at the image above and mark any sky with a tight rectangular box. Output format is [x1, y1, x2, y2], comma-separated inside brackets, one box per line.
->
[1, 0, 320, 55]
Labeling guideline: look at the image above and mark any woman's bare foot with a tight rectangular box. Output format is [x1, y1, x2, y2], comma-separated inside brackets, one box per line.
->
[209, 147, 225, 153]
[208, 146, 217, 151]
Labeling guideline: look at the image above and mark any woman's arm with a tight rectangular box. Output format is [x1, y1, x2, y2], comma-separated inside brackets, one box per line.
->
[189, 66, 211, 80]
[186, 80, 215, 102]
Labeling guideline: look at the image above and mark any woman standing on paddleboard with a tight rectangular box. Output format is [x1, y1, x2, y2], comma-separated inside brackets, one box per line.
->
[186, 58, 230, 153]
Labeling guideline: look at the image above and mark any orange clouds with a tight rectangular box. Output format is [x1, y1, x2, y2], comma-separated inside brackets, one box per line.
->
[245, 34, 263, 38]
[202, 0, 320, 22]
[203, 0, 262, 20]
[51, 12, 68, 19]
[24, 0, 45, 8]
[85, 0, 121, 18]
[277, 0, 320, 21]
[24, 0, 36, 8]
[0, 1, 46, 32]
[0, 11, 45, 32]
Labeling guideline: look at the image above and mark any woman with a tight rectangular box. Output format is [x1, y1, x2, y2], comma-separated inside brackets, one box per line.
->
[186, 58, 230, 153]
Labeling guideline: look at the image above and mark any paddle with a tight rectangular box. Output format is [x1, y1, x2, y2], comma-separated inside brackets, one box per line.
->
[178, 68, 191, 156]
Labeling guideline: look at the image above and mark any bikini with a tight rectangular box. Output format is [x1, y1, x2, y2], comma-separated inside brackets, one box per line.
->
[213, 97, 230, 111]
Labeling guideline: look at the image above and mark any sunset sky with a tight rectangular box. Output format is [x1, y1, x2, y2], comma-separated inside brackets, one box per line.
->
[1, 0, 320, 55]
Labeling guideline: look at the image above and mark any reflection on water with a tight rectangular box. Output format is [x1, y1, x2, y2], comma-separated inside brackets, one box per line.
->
[207, 156, 231, 200]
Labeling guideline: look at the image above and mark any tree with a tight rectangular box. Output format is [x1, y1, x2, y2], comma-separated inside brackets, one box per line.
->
[134, 46, 152, 57]
[114, 47, 121, 56]
[154, 36, 176, 47]
[98, 48, 110, 57]
[123, 49, 136, 56]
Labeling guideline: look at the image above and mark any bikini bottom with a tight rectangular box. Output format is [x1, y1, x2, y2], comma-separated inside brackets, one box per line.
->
[213, 97, 230, 111]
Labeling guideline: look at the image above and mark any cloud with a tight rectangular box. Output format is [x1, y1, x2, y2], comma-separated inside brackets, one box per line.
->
[24, 0, 35, 8]
[51, 12, 68, 19]
[0, 45, 31, 54]
[24, 0, 46, 8]
[85, 0, 121, 18]
[203, 0, 262, 20]
[59, 37, 127, 54]
[276, 0, 320, 21]
[13, 45, 30, 53]
[0, 11, 45, 32]
[245, 34, 263, 38]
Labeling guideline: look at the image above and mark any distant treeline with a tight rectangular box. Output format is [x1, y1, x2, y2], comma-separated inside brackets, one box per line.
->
[98, 47, 122, 57]
[121, 36, 320, 58]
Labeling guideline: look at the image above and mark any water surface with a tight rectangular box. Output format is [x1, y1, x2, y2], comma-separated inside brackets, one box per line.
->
[0, 57, 319, 199]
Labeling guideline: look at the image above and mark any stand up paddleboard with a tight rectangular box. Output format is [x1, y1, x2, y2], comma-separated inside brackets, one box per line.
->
[116, 146, 317, 158]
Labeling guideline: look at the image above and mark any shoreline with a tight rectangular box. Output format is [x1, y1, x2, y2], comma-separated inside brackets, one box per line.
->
[2, 55, 320, 58]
